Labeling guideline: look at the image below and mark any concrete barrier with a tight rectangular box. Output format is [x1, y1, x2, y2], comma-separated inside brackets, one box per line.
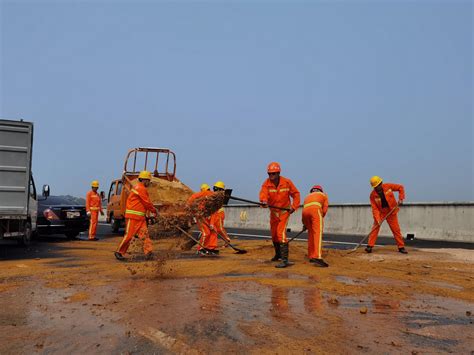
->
[224, 202, 474, 243]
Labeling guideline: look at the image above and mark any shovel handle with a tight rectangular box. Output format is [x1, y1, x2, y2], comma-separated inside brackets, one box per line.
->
[229, 196, 290, 211]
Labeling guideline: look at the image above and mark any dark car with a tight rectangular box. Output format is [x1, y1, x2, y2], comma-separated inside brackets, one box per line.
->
[37, 196, 89, 239]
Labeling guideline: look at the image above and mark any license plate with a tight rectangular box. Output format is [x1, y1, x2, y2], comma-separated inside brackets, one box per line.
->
[66, 211, 81, 219]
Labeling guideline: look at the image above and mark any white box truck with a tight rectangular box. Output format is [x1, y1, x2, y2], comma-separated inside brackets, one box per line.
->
[0, 119, 48, 245]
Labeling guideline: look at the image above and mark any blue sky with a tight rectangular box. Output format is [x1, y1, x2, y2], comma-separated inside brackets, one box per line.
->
[1, 1, 472, 202]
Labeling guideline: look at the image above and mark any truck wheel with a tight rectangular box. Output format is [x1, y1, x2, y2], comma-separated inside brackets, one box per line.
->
[18, 222, 32, 247]
[65, 231, 80, 239]
[110, 215, 120, 233]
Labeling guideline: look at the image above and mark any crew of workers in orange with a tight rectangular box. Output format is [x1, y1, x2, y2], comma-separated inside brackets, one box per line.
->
[259, 162, 300, 268]
[114, 170, 157, 261]
[86, 180, 104, 241]
[85, 165, 407, 263]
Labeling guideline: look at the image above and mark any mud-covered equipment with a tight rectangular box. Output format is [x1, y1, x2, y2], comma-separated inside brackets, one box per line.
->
[91, 180, 99, 188]
[106, 148, 194, 237]
[370, 176, 383, 188]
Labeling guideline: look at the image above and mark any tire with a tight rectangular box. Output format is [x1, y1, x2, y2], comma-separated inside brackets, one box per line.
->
[110, 215, 120, 233]
[65, 231, 80, 239]
[18, 222, 32, 247]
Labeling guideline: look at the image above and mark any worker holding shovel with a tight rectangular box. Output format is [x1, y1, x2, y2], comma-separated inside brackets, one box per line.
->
[366, 176, 407, 254]
[259, 162, 300, 268]
[187, 184, 214, 255]
[210, 181, 232, 248]
[115, 171, 157, 261]
[302, 185, 329, 267]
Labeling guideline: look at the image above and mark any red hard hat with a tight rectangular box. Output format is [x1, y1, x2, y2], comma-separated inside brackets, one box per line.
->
[311, 185, 323, 192]
[267, 162, 281, 173]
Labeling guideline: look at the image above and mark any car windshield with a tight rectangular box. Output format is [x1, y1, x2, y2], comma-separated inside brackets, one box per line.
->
[39, 196, 85, 206]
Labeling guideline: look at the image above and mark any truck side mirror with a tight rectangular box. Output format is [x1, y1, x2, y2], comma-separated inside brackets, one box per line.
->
[100, 191, 106, 201]
[42, 184, 50, 198]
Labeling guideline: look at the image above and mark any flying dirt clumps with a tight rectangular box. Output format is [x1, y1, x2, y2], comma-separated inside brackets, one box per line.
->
[148, 191, 225, 240]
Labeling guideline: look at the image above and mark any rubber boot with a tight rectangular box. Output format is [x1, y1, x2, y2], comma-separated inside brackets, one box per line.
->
[271, 242, 281, 261]
[275, 243, 294, 268]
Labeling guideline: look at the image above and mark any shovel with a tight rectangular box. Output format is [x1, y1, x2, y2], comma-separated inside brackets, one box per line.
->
[287, 228, 307, 243]
[347, 204, 399, 254]
[200, 219, 247, 254]
[223, 189, 291, 211]
[176, 226, 209, 252]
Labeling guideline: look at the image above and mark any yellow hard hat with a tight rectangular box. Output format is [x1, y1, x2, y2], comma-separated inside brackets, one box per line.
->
[138, 170, 152, 180]
[200, 183, 210, 191]
[214, 181, 225, 189]
[370, 176, 383, 188]
[91, 180, 99, 188]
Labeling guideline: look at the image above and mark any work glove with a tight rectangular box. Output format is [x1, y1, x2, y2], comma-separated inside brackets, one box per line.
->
[398, 199, 404, 205]
[86, 211, 91, 217]
[260, 201, 268, 208]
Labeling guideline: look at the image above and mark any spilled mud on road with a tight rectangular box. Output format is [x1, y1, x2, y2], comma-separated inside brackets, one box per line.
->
[0, 236, 472, 354]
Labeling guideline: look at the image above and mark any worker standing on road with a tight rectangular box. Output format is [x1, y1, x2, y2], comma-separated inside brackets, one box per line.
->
[366, 176, 408, 254]
[115, 171, 157, 261]
[259, 162, 300, 268]
[187, 184, 214, 255]
[86, 180, 104, 241]
[302, 185, 329, 267]
[210, 181, 232, 248]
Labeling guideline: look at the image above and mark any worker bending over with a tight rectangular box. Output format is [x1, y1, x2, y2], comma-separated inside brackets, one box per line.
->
[210, 181, 232, 248]
[259, 162, 300, 268]
[302, 185, 329, 267]
[187, 184, 215, 255]
[86, 180, 104, 241]
[115, 171, 157, 261]
[366, 176, 407, 254]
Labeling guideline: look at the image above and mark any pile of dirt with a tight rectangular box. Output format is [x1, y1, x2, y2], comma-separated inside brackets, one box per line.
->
[136, 177, 193, 205]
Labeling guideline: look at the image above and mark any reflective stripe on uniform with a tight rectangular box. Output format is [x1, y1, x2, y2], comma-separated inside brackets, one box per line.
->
[317, 209, 323, 258]
[218, 207, 225, 213]
[279, 188, 289, 192]
[131, 189, 139, 195]
[117, 220, 131, 252]
[90, 207, 100, 211]
[303, 201, 322, 209]
[125, 209, 145, 217]
[269, 189, 277, 193]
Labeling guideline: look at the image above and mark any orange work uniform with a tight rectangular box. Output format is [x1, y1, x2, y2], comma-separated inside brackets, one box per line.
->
[259, 176, 300, 243]
[117, 182, 156, 256]
[302, 191, 329, 259]
[86, 190, 103, 240]
[368, 183, 405, 248]
[187, 190, 214, 250]
[208, 207, 231, 249]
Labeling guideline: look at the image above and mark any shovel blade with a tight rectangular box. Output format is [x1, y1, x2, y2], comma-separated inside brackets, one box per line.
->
[224, 189, 233, 205]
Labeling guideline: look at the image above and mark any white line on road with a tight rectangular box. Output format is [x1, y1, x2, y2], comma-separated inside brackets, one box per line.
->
[228, 232, 366, 246]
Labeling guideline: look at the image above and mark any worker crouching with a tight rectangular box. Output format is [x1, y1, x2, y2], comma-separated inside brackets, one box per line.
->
[259, 162, 300, 268]
[302, 185, 329, 267]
